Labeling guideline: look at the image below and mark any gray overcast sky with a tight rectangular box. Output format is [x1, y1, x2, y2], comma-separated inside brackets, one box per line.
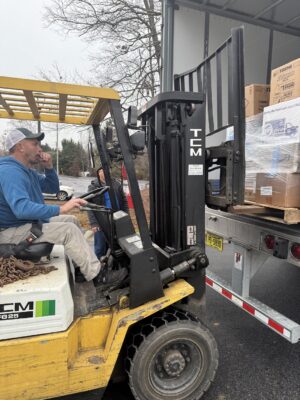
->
[0, 0, 95, 148]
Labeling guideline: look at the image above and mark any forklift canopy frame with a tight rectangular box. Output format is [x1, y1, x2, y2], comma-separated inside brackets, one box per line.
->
[0, 75, 164, 308]
[0, 76, 120, 125]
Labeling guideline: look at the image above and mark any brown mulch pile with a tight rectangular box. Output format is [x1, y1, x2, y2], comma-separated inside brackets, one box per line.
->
[129, 188, 150, 230]
[0, 256, 57, 287]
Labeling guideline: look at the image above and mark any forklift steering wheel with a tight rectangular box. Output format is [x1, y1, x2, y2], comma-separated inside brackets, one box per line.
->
[79, 186, 110, 201]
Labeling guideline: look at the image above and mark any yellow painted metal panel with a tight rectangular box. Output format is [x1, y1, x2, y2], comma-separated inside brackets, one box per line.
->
[0, 76, 120, 100]
[0, 76, 120, 125]
[0, 94, 14, 115]
[69, 280, 194, 390]
[0, 110, 87, 125]
[58, 93, 67, 121]
[79, 311, 112, 349]
[0, 279, 194, 400]
[23, 90, 39, 118]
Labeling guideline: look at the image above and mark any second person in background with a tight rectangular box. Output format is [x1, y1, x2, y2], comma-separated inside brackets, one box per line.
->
[87, 167, 128, 259]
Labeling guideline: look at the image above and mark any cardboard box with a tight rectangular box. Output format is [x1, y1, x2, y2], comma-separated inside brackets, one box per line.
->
[225, 113, 263, 143]
[254, 143, 300, 173]
[270, 58, 300, 104]
[255, 173, 300, 208]
[245, 113, 263, 143]
[262, 97, 300, 144]
[245, 84, 270, 117]
[245, 141, 262, 173]
[244, 173, 256, 202]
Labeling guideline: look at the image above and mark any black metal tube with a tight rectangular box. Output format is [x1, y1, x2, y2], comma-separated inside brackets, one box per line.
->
[160, 257, 197, 284]
[110, 100, 153, 249]
[162, 0, 175, 91]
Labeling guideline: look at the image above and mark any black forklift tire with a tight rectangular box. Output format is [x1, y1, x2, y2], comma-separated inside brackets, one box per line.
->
[126, 309, 218, 400]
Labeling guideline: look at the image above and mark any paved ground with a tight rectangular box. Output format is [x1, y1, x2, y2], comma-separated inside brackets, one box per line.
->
[55, 243, 300, 400]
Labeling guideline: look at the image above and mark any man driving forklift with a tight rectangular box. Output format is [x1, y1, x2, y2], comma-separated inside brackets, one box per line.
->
[0, 127, 128, 289]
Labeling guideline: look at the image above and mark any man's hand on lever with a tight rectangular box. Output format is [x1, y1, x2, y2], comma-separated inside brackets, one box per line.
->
[60, 198, 87, 214]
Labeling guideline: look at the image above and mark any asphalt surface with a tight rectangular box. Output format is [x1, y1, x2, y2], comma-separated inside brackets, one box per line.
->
[55, 244, 300, 400]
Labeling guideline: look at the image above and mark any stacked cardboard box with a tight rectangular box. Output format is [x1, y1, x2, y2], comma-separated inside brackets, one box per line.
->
[270, 58, 300, 104]
[243, 113, 263, 202]
[255, 96, 300, 208]
[253, 143, 300, 174]
[241, 58, 300, 208]
[255, 173, 300, 208]
[230, 70, 300, 207]
[242, 98, 300, 207]
[245, 84, 270, 117]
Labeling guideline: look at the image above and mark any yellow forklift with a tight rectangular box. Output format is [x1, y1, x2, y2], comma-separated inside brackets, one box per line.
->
[0, 27, 245, 400]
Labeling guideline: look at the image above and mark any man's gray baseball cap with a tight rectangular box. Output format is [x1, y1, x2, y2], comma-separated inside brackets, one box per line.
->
[5, 128, 45, 151]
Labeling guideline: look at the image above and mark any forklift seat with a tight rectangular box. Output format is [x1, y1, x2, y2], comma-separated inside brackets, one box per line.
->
[15, 242, 54, 262]
[0, 242, 54, 263]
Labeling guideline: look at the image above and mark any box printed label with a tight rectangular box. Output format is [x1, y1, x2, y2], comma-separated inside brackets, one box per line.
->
[260, 186, 273, 196]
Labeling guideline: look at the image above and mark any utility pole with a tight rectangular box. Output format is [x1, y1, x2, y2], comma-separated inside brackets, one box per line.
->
[56, 124, 59, 174]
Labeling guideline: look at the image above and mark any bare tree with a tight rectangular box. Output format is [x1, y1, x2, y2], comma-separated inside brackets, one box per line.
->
[45, 0, 161, 105]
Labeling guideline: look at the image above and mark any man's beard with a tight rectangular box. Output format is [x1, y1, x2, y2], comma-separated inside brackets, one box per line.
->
[28, 157, 40, 166]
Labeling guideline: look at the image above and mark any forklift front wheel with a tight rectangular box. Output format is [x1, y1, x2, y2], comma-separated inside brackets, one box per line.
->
[126, 313, 218, 400]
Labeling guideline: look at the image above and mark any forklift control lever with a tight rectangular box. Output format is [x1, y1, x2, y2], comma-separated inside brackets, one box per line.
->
[79, 204, 111, 213]
[79, 186, 110, 201]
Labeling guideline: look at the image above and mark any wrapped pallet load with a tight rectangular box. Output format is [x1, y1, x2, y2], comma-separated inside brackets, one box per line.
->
[255, 97, 300, 208]
[243, 113, 264, 201]
[243, 84, 269, 202]
[242, 61, 300, 209]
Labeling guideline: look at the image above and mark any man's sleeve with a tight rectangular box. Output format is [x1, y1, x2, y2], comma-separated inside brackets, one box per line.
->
[38, 168, 60, 194]
[1, 174, 60, 220]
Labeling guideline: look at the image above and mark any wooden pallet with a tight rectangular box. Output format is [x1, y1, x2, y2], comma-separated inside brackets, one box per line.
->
[230, 201, 300, 225]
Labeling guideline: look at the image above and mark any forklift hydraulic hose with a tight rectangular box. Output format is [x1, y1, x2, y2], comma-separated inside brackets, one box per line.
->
[160, 257, 197, 284]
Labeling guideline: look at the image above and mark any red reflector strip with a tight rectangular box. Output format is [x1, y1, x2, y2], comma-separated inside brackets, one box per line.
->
[206, 277, 213, 286]
[243, 302, 255, 315]
[268, 319, 284, 334]
[206, 275, 292, 340]
[221, 288, 232, 300]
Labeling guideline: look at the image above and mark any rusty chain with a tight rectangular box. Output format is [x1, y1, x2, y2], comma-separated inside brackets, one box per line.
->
[0, 256, 57, 287]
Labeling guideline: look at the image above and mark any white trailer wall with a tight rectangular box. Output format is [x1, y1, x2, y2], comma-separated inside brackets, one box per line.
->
[173, 5, 300, 84]
[172, 3, 300, 179]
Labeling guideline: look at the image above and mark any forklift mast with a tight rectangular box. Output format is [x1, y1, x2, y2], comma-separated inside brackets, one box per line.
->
[139, 92, 206, 253]
[174, 27, 245, 209]
[139, 27, 245, 251]
[91, 27, 245, 309]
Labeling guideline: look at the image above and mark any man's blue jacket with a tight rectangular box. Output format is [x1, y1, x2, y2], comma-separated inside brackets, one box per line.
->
[0, 156, 60, 228]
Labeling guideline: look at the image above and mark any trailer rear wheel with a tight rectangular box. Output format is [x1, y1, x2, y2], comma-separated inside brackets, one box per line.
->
[126, 309, 218, 400]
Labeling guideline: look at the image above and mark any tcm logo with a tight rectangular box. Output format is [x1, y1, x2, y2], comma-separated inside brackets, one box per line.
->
[0, 301, 34, 313]
[190, 129, 202, 157]
[0, 300, 55, 321]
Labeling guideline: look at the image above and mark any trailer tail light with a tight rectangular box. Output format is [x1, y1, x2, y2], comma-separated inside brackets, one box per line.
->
[291, 243, 300, 260]
[264, 235, 275, 250]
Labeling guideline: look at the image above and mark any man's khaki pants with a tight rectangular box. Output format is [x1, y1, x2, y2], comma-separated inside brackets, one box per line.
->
[0, 215, 100, 281]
